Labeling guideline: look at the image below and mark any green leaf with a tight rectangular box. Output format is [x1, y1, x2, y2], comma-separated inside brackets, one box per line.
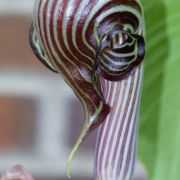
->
[138, 0, 180, 179]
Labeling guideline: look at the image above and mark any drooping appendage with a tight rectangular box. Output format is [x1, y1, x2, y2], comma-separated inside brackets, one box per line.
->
[95, 64, 143, 180]
[30, 0, 145, 177]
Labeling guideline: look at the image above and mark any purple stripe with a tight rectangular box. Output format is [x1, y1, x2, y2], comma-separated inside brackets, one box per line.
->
[95, 64, 143, 180]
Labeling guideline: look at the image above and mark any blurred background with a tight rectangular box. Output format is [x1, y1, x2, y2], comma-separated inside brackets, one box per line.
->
[2, 0, 180, 180]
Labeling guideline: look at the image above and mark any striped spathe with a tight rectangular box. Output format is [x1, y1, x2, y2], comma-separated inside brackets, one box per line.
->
[29, 0, 145, 178]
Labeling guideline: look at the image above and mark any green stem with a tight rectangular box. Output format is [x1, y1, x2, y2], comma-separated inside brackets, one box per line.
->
[66, 122, 90, 178]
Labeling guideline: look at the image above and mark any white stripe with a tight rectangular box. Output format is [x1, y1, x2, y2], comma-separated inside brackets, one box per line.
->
[112, 68, 139, 179]
[62, 0, 75, 52]
[99, 82, 119, 178]
[125, 103, 138, 180]
[119, 34, 124, 45]
[95, 6, 143, 36]
[102, 49, 137, 66]
[96, 75, 132, 179]
[110, 76, 133, 180]
[94, 78, 108, 178]
[33, 0, 47, 59]
[126, 87, 141, 180]
[61, 0, 92, 71]
[101, 81, 125, 179]
[99, 56, 130, 73]
[106, 81, 126, 180]
[53, 1, 80, 70]
[32, 0, 56, 71]
[53, 2, 104, 115]
[96, 79, 114, 178]
[33, 0, 40, 30]
[100, 81, 122, 178]
[123, 24, 134, 33]
[118, 68, 139, 179]
[114, 38, 136, 49]
[96, 81, 110, 177]
[107, 77, 131, 174]
[119, 69, 141, 179]
[72, 0, 93, 63]
[107, 48, 137, 59]
[39, 0, 49, 54]
[82, 0, 111, 55]
[99, 51, 138, 75]
[126, 65, 143, 180]
[43, 0, 94, 112]
[45, 1, 80, 92]
[53, 1, 93, 84]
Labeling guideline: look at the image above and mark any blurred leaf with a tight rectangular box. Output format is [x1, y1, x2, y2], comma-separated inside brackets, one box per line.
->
[139, 0, 180, 180]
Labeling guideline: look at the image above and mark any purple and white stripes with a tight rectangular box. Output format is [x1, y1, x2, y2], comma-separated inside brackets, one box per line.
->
[95, 64, 143, 180]
[30, 0, 145, 178]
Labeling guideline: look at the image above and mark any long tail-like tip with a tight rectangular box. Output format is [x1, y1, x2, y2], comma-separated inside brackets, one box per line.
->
[66, 123, 90, 178]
